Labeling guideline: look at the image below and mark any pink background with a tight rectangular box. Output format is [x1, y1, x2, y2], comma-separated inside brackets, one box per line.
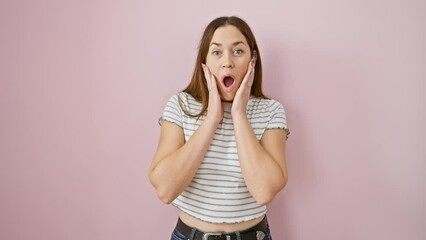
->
[1, 0, 425, 239]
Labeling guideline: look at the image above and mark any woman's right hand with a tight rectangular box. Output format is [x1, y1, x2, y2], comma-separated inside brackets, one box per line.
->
[202, 64, 223, 124]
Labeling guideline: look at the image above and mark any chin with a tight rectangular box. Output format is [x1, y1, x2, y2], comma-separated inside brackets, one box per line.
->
[221, 98, 234, 103]
[220, 93, 236, 102]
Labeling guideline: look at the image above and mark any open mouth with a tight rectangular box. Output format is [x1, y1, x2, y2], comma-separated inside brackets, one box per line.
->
[223, 76, 235, 88]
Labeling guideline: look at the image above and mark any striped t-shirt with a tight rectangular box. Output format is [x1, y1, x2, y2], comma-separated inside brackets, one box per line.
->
[160, 92, 289, 224]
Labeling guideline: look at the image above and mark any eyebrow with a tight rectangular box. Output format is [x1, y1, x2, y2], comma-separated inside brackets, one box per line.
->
[210, 41, 246, 47]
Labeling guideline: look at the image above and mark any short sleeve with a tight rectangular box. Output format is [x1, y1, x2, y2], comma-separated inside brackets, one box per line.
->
[158, 95, 183, 128]
[266, 101, 290, 140]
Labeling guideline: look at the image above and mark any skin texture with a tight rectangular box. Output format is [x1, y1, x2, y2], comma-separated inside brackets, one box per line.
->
[148, 25, 288, 232]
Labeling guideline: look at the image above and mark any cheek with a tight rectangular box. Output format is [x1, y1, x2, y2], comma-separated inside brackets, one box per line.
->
[205, 62, 220, 76]
[236, 60, 251, 78]
[205, 58, 219, 69]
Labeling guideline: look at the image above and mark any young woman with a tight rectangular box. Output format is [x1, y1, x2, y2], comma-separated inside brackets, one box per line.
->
[148, 16, 290, 240]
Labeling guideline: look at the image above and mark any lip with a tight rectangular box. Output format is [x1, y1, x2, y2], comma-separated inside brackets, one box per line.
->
[220, 73, 237, 92]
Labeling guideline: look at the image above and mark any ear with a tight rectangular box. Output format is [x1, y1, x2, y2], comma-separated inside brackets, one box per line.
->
[252, 50, 257, 59]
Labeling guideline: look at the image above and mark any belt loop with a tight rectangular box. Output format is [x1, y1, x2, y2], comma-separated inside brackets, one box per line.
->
[189, 228, 196, 240]
[235, 231, 241, 240]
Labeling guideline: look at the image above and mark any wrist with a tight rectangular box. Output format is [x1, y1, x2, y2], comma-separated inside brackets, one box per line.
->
[231, 111, 248, 122]
[205, 115, 222, 126]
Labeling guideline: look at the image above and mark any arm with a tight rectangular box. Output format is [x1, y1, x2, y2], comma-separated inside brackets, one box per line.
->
[231, 55, 288, 205]
[233, 115, 288, 205]
[148, 64, 223, 204]
[148, 118, 219, 204]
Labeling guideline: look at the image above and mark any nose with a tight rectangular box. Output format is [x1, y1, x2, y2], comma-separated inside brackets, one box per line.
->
[221, 53, 234, 68]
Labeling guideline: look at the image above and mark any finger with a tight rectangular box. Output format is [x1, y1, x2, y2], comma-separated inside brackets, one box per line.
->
[247, 57, 256, 87]
[242, 58, 255, 88]
[210, 72, 218, 93]
[202, 64, 212, 91]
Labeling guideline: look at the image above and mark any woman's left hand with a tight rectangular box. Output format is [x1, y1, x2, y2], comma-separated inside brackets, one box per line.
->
[231, 55, 257, 116]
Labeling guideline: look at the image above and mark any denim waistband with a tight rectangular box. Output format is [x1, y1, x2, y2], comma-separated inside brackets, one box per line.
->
[174, 216, 269, 240]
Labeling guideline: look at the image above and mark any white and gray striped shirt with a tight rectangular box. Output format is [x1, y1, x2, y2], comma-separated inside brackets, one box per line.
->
[160, 92, 289, 224]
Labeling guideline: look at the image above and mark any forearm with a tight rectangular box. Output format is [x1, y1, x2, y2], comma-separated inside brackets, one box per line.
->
[233, 113, 287, 205]
[149, 118, 219, 204]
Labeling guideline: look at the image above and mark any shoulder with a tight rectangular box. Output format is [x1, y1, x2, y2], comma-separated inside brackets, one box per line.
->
[163, 92, 203, 118]
[179, 92, 202, 112]
[248, 97, 285, 114]
[164, 92, 196, 107]
[168, 92, 198, 104]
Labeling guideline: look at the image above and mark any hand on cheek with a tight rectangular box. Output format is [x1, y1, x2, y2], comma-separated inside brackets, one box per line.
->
[202, 64, 224, 124]
[231, 53, 257, 116]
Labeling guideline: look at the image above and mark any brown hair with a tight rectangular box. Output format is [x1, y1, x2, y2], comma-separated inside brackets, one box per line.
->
[180, 16, 267, 118]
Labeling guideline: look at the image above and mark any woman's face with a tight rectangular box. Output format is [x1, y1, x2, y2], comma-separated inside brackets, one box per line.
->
[205, 25, 252, 102]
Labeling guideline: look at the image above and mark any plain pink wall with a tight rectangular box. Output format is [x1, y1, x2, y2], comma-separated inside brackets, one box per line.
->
[1, 0, 425, 239]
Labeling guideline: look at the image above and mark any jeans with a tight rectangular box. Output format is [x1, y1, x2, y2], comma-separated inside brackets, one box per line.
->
[170, 220, 273, 240]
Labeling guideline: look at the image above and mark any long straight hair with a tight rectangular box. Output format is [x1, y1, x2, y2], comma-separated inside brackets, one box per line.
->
[180, 16, 267, 118]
